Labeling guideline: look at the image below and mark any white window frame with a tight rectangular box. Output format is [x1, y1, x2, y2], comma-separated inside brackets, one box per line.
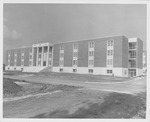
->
[89, 41, 95, 48]
[88, 69, 93, 73]
[73, 43, 78, 50]
[88, 42, 95, 67]
[73, 59, 78, 67]
[88, 59, 94, 66]
[107, 39, 114, 47]
[60, 45, 64, 50]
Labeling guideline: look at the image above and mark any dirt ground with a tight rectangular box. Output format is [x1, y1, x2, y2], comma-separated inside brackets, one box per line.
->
[3, 71, 146, 118]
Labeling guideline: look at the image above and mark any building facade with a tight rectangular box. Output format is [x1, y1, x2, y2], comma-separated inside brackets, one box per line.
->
[5, 35, 143, 77]
[143, 51, 147, 75]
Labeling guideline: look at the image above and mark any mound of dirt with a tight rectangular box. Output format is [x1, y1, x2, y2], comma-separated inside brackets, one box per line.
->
[3, 78, 22, 96]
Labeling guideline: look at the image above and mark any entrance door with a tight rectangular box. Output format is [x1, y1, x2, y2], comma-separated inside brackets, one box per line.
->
[129, 69, 136, 77]
[43, 61, 46, 66]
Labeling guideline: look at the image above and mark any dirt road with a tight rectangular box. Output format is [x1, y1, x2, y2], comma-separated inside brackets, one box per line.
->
[4, 74, 146, 94]
[3, 73, 146, 118]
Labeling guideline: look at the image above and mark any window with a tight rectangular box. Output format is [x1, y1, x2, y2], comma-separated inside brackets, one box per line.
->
[60, 45, 64, 50]
[8, 67, 10, 70]
[107, 40, 114, 46]
[107, 50, 113, 56]
[73, 52, 78, 57]
[73, 60, 77, 65]
[59, 68, 63, 72]
[89, 60, 94, 65]
[107, 70, 113, 73]
[107, 59, 113, 65]
[129, 51, 136, 58]
[73, 69, 77, 72]
[21, 68, 23, 71]
[59, 60, 64, 66]
[89, 51, 94, 56]
[88, 69, 93, 73]
[129, 42, 136, 49]
[89, 42, 95, 48]
[129, 60, 136, 68]
[29, 61, 32, 65]
[14, 68, 16, 70]
[73, 43, 78, 49]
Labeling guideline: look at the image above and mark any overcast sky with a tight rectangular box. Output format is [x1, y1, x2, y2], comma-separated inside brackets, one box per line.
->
[3, 4, 146, 63]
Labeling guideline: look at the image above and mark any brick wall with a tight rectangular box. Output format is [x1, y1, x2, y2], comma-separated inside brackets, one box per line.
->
[137, 38, 143, 69]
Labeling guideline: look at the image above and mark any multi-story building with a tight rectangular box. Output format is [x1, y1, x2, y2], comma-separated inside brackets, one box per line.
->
[143, 51, 147, 75]
[5, 35, 143, 77]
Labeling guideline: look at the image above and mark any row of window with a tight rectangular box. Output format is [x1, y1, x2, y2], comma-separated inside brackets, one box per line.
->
[60, 41, 95, 51]
[60, 60, 95, 66]
[7, 67, 24, 71]
[106, 40, 114, 67]
[59, 60, 94, 66]
[59, 68, 113, 74]
[8, 49, 53, 67]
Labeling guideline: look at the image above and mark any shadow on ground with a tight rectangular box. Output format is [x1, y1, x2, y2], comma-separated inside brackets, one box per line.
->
[31, 92, 146, 118]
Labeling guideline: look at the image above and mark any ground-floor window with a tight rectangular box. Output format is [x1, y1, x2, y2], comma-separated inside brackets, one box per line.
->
[107, 70, 112, 74]
[14, 67, 16, 70]
[8, 67, 10, 70]
[73, 69, 77, 72]
[88, 69, 93, 73]
[59, 68, 63, 72]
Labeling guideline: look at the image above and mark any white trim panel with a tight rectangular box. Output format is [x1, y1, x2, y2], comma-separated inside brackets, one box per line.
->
[52, 67, 129, 77]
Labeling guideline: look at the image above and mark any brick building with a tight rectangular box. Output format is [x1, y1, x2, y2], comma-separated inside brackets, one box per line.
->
[5, 35, 143, 77]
